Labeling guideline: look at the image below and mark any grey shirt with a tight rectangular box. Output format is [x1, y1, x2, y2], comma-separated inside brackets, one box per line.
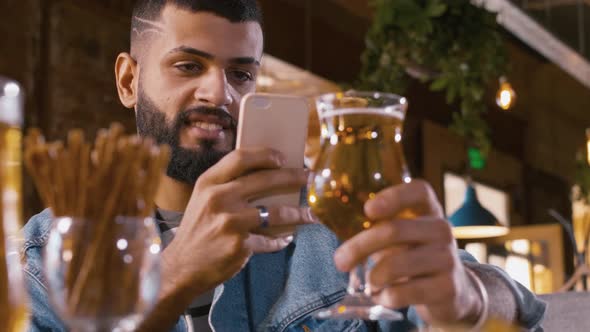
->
[156, 209, 213, 332]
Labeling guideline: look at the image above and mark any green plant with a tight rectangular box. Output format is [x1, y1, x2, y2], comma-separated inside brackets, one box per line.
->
[359, 0, 508, 160]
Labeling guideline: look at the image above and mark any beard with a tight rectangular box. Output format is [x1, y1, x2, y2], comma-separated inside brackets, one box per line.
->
[135, 87, 236, 185]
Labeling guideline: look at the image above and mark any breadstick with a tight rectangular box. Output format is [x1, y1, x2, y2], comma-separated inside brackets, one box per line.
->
[23, 123, 171, 320]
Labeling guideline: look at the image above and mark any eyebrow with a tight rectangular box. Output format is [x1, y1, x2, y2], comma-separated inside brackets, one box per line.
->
[167, 46, 261, 66]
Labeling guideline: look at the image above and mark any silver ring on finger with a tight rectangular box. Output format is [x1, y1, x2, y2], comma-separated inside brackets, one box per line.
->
[256, 205, 270, 228]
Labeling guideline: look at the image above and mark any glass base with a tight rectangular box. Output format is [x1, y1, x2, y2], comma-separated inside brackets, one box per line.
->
[313, 294, 404, 321]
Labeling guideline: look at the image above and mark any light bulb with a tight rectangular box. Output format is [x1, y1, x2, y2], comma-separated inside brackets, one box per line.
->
[586, 128, 590, 166]
[496, 76, 516, 110]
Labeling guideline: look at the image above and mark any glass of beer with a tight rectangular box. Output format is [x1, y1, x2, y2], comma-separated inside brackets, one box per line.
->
[0, 77, 29, 330]
[308, 91, 410, 320]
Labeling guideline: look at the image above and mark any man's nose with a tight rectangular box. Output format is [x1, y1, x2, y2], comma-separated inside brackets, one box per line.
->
[194, 68, 232, 107]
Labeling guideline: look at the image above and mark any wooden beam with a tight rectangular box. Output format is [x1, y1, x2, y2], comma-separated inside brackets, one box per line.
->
[328, 0, 373, 19]
[475, 0, 590, 91]
[274, 0, 369, 40]
[523, 0, 590, 10]
[258, 54, 340, 97]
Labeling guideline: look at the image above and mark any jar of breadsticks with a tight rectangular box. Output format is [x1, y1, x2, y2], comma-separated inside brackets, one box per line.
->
[24, 123, 170, 331]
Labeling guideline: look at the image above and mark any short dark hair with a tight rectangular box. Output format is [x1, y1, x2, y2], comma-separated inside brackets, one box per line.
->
[131, 0, 262, 37]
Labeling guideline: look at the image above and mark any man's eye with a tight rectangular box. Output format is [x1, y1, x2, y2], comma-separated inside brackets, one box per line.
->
[230, 70, 254, 83]
[174, 62, 203, 74]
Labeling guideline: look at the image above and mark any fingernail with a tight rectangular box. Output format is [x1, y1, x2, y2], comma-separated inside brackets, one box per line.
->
[278, 236, 294, 248]
[275, 153, 287, 166]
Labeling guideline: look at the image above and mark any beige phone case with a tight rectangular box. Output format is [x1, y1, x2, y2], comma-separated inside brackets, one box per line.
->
[236, 93, 309, 208]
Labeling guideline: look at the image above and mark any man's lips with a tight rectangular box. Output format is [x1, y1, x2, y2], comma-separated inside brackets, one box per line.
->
[180, 108, 236, 143]
[184, 120, 227, 141]
[185, 113, 232, 129]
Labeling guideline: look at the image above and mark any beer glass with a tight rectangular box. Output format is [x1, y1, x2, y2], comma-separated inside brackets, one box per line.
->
[0, 77, 29, 330]
[308, 91, 410, 320]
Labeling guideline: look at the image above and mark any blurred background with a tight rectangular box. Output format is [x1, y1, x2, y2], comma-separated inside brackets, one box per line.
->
[2, 0, 590, 297]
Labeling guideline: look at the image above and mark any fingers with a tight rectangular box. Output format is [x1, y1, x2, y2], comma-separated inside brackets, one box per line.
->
[372, 273, 458, 310]
[364, 179, 444, 220]
[196, 148, 306, 205]
[334, 217, 453, 272]
[368, 243, 456, 290]
[237, 206, 310, 254]
[197, 147, 284, 186]
[245, 234, 294, 254]
[228, 167, 308, 200]
[235, 205, 318, 232]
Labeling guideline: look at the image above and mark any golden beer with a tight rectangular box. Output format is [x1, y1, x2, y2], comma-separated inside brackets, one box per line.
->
[0, 78, 29, 331]
[308, 109, 409, 240]
[308, 92, 408, 320]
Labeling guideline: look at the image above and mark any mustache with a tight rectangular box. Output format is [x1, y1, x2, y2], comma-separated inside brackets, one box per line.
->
[177, 106, 237, 130]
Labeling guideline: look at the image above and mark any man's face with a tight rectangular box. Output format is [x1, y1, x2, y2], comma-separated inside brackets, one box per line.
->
[133, 6, 263, 184]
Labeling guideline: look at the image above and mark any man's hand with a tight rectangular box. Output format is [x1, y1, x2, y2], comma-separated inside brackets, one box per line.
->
[139, 148, 315, 331]
[167, 147, 314, 293]
[334, 180, 483, 326]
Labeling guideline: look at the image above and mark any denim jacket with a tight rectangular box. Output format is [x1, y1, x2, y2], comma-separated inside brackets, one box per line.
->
[22, 209, 546, 331]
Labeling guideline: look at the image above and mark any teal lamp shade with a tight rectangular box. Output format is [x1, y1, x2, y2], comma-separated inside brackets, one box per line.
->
[448, 183, 509, 239]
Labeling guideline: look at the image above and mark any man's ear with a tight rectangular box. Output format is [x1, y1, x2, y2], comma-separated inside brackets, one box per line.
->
[115, 52, 139, 109]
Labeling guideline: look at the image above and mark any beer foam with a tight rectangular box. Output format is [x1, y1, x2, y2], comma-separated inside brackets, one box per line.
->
[319, 107, 405, 120]
[0, 96, 23, 126]
[0, 79, 23, 126]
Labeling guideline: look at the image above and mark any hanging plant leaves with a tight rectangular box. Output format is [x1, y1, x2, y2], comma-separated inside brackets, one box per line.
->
[360, 0, 508, 168]
[426, 0, 447, 17]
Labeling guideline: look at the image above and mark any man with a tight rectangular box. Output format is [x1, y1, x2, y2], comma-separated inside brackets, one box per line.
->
[23, 0, 546, 331]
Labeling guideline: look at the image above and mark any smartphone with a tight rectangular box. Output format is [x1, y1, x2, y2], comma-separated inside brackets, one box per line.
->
[236, 93, 309, 208]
